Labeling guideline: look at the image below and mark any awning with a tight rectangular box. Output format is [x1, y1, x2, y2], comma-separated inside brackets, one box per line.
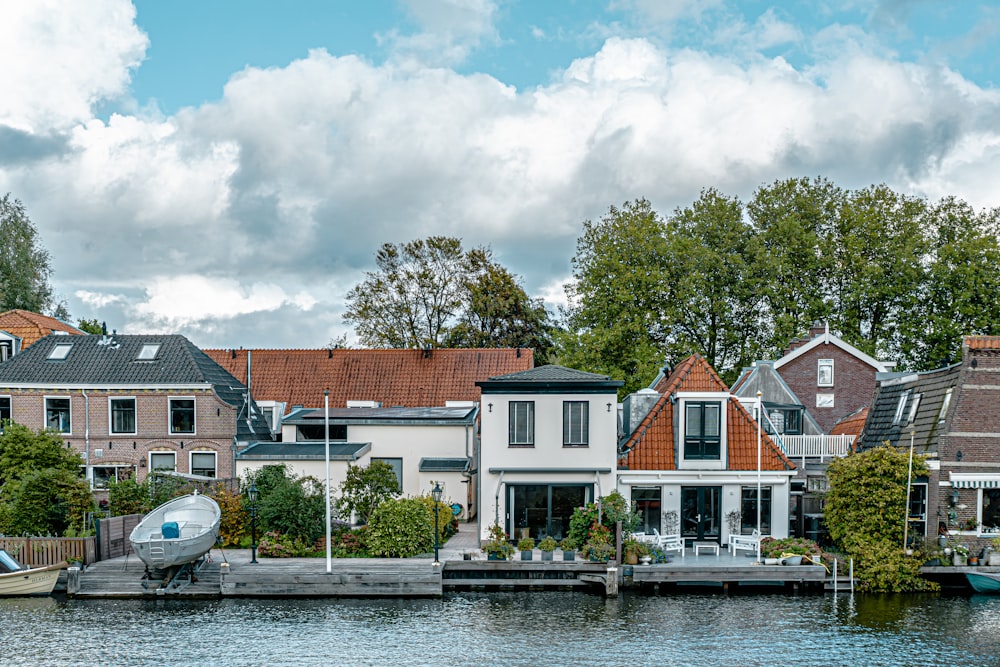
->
[951, 475, 1000, 489]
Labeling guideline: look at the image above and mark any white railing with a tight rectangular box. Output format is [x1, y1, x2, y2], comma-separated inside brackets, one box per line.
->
[780, 434, 854, 464]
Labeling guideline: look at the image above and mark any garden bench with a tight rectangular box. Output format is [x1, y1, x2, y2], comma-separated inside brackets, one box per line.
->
[728, 530, 762, 556]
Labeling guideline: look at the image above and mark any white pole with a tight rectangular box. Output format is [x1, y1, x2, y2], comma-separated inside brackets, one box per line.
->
[903, 429, 914, 551]
[756, 391, 762, 562]
[325, 390, 332, 574]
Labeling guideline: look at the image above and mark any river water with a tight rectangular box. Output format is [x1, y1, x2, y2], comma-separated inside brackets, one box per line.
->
[3, 592, 999, 666]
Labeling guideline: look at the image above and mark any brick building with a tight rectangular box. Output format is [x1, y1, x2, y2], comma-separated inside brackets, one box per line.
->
[0, 333, 272, 490]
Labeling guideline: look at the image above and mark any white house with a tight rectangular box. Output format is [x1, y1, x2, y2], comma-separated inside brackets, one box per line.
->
[476, 365, 623, 543]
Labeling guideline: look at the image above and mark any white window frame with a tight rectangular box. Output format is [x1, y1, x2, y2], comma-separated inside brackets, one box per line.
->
[189, 451, 217, 478]
[137, 343, 161, 360]
[48, 343, 73, 360]
[149, 451, 176, 472]
[817, 359, 834, 387]
[677, 393, 728, 469]
[938, 388, 953, 423]
[44, 395, 72, 434]
[109, 396, 137, 435]
[893, 391, 910, 425]
[907, 393, 922, 424]
[563, 401, 590, 446]
[168, 396, 196, 435]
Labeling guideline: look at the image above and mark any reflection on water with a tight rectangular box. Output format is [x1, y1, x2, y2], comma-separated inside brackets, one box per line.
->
[2, 592, 999, 666]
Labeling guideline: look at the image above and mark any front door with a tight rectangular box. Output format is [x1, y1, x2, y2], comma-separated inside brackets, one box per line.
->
[681, 486, 721, 543]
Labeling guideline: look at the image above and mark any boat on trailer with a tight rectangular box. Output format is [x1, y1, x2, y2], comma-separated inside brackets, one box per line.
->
[966, 571, 1000, 593]
[129, 492, 221, 570]
[0, 549, 65, 596]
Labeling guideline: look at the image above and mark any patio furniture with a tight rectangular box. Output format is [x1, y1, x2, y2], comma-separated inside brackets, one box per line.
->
[728, 529, 761, 556]
[653, 529, 685, 558]
[693, 541, 720, 557]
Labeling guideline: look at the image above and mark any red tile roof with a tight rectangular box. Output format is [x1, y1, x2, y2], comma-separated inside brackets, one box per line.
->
[203, 348, 534, 411]
[623, 354, 793, 471]
[0, 309, 84, 348]
[965, 336, 1000, 351]
[831, 406, 868, 437]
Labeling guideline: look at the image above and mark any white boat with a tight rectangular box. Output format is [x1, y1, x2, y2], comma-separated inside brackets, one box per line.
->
[129, 492, 221, 569]
[0, 549, 65, 596]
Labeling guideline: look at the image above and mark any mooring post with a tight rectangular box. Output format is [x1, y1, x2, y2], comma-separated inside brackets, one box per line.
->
[605, 565, 618, 596]
[67, 566, 80, 595]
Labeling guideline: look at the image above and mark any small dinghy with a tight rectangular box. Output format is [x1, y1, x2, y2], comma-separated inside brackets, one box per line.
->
[967, 571, 1000, 594]
[0, 549, 65, 596]
[129, 492, 221, 570]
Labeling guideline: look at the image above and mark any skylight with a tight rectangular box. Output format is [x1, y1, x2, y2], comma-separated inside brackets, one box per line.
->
[48, 343, 73, 360]
[137, 343, 161, 360]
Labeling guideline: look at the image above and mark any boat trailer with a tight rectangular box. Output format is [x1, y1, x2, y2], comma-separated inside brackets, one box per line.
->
[141, 556, 210, 594]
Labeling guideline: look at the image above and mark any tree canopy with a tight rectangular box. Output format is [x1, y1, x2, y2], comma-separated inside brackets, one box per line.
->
[343, 236, 555, 361]
[0, 194, 66, 318]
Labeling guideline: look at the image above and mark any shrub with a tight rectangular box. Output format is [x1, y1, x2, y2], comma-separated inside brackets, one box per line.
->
[336, 461, 399, 524]
[760, 536, 820, 558]
[538, 536, 558, 552]
[257, 531, 316, 558]
[211, 484, 247, 548]
[517, 537, 535, 551]
[413, 493, 456, 543]
[365, 497, 433, 557]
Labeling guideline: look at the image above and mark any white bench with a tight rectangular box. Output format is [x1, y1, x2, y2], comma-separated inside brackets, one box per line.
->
[728, 530, 762, 556]
[693, 541, 719, 556]
[657, 533, 685, 558]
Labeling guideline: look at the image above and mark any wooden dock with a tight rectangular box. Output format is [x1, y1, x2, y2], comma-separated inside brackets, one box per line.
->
[221, 558, 442, 598]
[630, 561, 828, 593]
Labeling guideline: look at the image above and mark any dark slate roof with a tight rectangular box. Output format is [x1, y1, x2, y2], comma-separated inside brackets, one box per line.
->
[477, 364, 623, 393]
[418, 457, 470, 473]
[0, 333, 273, 442]
[730, 361, 823, 435]
[287, 406, 478, 424]
[237, 441, 370, 460]
[857, 364, 961, 456]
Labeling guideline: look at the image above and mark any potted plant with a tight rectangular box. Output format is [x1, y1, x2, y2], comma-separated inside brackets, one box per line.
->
[538, 536, 558, 562]
[559, 537, 577, 561]
[582, 522, 614, 562]
[953, 543, 969, 566]
[990, 537, 1000, 566]
[481, 522, 514, 561]
[517, 537, 535, 561]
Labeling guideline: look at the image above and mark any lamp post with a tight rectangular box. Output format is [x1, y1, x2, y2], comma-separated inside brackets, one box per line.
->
[431, 482, 442, 566]
[248, 482, 259, 564]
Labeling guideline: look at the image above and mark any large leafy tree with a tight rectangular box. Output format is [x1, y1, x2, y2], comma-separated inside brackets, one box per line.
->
[0, 194, 65, 317]
[0, 422, 83, 486]
[560, 199, 672, 395]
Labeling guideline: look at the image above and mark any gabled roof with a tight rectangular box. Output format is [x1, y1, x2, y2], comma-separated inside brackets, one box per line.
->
[966, 335, 1000, 351]
[204, 348, 533, 411]
[831, 406, 868, 438]
[621, 354, 793, 471]
[0, 309, 83, 348]
[729, 361, 823, 435]
[774, 328, 892, 372]
[0, 333, 272, 441]
[477, 364, 623, 393]
[857, 364, 961, 455]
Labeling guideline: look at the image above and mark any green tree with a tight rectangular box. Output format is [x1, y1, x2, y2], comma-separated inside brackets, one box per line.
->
[335, 461, 399, 524]
[824, 445, 936, 592]
[245, 465, 327, 541]
[561, 199, 672, 395]
[77, 318, 104, 335]
[0, 422, 82, 486]
[0, 467, 94, 535]
[0, 194, 65, 316]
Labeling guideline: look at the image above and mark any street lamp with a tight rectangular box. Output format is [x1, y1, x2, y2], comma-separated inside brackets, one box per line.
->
[431, 482, 442, 566]
[247, 482, 259, 564]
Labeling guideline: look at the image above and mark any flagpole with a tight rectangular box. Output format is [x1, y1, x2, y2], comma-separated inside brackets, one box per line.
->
[756, 391, 762, 562]
[325, 389, 332, 574]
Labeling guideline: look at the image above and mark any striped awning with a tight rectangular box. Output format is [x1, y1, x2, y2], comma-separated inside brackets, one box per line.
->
[951, 475, 1000, 489]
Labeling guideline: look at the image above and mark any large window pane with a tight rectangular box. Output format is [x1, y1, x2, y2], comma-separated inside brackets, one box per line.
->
[150, 452, 176, 471]
[508, 401, 534, 446]
[740, 486, 772, 535]
[685, 402, 721, 460]
[510, 484, 588, 541]
[111, 398, 136, 434]
[632, 487, 662, 534]
[46, 397, 71, 433]
[191, 452, 217, 477]
[170, 398, 195, 434]
[562, 401, 589, 446]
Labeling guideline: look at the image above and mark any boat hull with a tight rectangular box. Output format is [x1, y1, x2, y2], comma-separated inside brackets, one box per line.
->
[129, 493, 221, 569]
[966, 572, 1000, 593]
[0, 564, 65, 596]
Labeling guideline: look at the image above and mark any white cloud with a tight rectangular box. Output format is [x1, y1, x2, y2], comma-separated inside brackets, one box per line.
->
[0, 0, 147, 132]
[380, 0, 501, 67]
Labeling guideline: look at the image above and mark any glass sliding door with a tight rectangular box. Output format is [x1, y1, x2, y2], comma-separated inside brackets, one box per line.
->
[508, 484, 590, 541]
[632, 487, 662, 534]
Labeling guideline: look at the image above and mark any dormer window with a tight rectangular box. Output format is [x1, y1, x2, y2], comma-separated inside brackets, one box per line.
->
[48, 343, 73, 360]
[684, 401, 721, 460]
[893, 391, 910, 425]
[137, 343, 161, 360]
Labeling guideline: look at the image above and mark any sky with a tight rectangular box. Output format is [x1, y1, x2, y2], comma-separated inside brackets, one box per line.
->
[1, 0, 999, 350]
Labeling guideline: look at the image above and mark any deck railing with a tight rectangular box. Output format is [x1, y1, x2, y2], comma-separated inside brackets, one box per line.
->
[779, 434, 854, 465]
[0, 536, 97, 567]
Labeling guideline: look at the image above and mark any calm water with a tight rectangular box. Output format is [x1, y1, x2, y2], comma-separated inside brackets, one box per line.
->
[2, 592, 999, 666]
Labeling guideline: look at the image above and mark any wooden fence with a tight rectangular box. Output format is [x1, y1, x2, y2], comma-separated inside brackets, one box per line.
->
[0, 536, 97, 567]
[96, 514, 143, 561]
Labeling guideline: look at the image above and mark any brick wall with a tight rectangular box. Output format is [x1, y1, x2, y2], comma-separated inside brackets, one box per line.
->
[2, 387, 239, 482]
[778, 345, 879, 433]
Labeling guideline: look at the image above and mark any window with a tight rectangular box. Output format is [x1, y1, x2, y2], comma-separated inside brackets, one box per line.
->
[92, 465, 134, 490]
[190, 452, 217, 478]
[563, 401, 589, 446]
[509, 401, 535, 446]
[149, 452, 176, 471]
[907, 482, 928, 543]
[893, 391, 910, 425]
[110, 398, 136, 434]
[169, 398, 195, 434]
[907, 393, 922, 424]
[48, 343, 73, 360]
[740, 486, 772, 535]
[938, 388, 953, 423]
[817, 359, 834, 387]
[45, 397, 71, 433]
[371, 457, 402, 493]
[137, 343, 161, 360]
[632, 487, 662, 535]
[684, 401, 721, 460]
[296, 423, 347, 441]
[0, 396, 10, 423]
[765, 406, 802, 435]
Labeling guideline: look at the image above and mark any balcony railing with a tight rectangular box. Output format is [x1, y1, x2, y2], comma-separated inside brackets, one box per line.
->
[777, 434, 854, 464]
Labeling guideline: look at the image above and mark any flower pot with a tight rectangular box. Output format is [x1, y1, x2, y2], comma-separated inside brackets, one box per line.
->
[953, 554, 967, 566]
[639, 555, 652, 565]
[782, 556, 803, 566]
[541, 551, 554, 562]
[487, 553, 504, 561]
[969, 557, 979, 566]
[562, 550, 576, 562]
[989, 552, 1000, 566]
[520, 551, 533, 561]
[625, 552, 638, 565]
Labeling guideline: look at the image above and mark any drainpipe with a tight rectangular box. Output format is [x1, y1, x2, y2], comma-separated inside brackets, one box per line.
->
[494, 471, 505, 528]
[83, 389, 90, 489]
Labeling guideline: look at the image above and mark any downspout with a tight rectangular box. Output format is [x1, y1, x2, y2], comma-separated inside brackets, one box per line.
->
[83, 389, 90, 488]
[494, 472, 505, 528]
